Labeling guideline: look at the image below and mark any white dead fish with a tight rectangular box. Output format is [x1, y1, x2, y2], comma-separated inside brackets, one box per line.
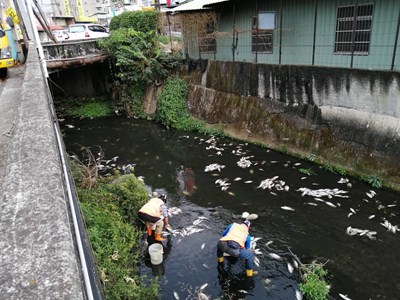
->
[241, 212, 250, 219]
[238, 290, 248, 294]
[173, 291, 180, 300]
[199, 283, 208, 291]
[281, 206, 295, 211]
[202, 264, 209, 269]
[65, 124, 75, 128]
[339, 294, 352, 300]
[198, 292, 209, 300]
[347, 213, 353, 218]
[305, 202, 318, 206]
[244, 180, 253, 184]
[287, 262, 294, 273]
[201, 243, 205, 249]
[368, 215, 375, 219]
[254, 256, 260, 267]
[350, 208, 356, 214]
[296, 290, 303, 300]
[325, 201, 337, 208]
[265, 240, 273, 246]
[246, 213, 258, 220]
[268, 253, 282, 260]
[234, 177, 242, 181]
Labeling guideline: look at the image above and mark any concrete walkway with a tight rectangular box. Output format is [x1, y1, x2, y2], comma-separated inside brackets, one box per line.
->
[0, 47, 85, 299]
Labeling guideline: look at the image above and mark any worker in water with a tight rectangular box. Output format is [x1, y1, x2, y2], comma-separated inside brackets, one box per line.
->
[138, 193, 172, 242]
[217, 220, 256, 277]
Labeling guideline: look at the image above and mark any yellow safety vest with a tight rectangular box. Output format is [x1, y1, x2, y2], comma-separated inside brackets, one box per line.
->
[220, 223, 248, 247]
[139, 197, 164, 218]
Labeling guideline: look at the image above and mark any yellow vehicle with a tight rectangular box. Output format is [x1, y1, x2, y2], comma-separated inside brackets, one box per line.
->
[0, 23, 15, 79]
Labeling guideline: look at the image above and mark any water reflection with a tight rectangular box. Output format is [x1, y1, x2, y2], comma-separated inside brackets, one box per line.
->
[62, 116, 400, 300]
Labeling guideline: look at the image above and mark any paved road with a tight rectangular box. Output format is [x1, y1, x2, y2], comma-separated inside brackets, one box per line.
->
[0, 66, 24, 183]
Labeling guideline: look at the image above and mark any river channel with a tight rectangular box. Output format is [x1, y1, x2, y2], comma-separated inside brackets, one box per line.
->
[62, 116, 400, 300]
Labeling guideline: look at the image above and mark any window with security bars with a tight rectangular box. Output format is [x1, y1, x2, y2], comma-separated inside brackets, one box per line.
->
[252, 12, 275, 53]
[334, 3, 374, 55]
[252, 31, 273, 53]
[200, 22, 216, 53]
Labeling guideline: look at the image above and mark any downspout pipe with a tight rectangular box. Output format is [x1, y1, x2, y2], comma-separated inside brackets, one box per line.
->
[391, 4, 400, 70]
[312, 0, 318, 65]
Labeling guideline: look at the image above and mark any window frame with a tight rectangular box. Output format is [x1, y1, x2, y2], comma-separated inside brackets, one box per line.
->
[252, 11, 275, 54]
[334, 3, 374, 56]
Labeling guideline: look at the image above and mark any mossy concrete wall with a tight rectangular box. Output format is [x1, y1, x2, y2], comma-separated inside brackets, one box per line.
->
[181, 61, 400, 189]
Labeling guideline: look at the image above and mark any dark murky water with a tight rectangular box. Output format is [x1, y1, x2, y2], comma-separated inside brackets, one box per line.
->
[62, 116, 400, 300]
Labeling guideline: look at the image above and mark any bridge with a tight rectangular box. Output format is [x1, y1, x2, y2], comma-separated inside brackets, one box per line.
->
[0, 42, 103, 299]
[43, 39, 109, 72]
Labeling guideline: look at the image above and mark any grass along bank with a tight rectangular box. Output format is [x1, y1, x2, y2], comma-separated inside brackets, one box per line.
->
[70, 158, 159, 299]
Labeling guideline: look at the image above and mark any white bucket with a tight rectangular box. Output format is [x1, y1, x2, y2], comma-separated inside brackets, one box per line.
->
[148, 243, 163, 265]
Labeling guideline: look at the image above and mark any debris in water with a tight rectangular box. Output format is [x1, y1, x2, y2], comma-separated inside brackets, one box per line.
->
[199, 283, 208, 291]
[241, 212, 250, 219]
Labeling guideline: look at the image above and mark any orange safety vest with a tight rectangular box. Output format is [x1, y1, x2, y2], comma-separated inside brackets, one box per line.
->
[220, 223, 248, 247]
[139, 197, 164, 218]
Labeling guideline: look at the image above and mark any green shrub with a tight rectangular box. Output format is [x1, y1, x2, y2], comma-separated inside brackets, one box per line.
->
[80, 201, 159, 300]
[365, 174, 383, 188]
[106, 174, 149, 223]
[299, 168, 315, 176]
[300, 261, 330, 300]
[109, 11, 159, 32]
[278, 144, 287, 154]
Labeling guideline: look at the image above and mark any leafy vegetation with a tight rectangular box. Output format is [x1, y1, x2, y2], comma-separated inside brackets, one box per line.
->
[70, 158, 159, 300]
[299, 168, 315, 176]
[300, 261, 330, 300]
[109, 10, 159, 32]
[155, 78, 200, 130]
[364, 173, 383, 188]
[278, 144, 287, 154]
[54, 95, 114, 119]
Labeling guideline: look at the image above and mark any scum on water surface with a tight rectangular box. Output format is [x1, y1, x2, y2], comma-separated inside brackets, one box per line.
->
[62, 116, 400, 300]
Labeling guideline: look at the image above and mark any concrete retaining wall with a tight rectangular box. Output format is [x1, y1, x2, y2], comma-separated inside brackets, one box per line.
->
[182, 61, 400, 189]
[0, 43, 84, 299]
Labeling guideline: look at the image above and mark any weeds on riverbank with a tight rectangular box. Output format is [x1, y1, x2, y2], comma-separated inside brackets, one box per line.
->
[70, 160, 159, 299]
[156, 77, 223, 136]
[54, 95, 114, 119]
[299, 261, 330, 300]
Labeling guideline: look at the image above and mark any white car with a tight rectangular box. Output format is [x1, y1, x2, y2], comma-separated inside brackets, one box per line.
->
[52, 30, 69, 41]
[66, 24, 109, 41]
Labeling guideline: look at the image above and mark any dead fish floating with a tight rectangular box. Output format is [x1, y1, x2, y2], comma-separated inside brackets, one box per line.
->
[380, 219, 399, 233]
[339, 293, 352, 300]
[237, 156, 253, 168]
[268, 253, 282, 260]
[205, 163, 225, 172]
[346, 226, 377, 240]
[281, 206, 295, 211]
[297, 187, 349, 199]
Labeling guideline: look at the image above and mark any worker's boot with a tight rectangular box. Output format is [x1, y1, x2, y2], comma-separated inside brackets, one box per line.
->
[218, 257, 224, 263]
[146, 223, 153, 236]
[246, 269, 258, 277]
[154, 233, 166, 242]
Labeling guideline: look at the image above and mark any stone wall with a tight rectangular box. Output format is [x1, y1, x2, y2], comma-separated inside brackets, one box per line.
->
[181, 60, 400, 189]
